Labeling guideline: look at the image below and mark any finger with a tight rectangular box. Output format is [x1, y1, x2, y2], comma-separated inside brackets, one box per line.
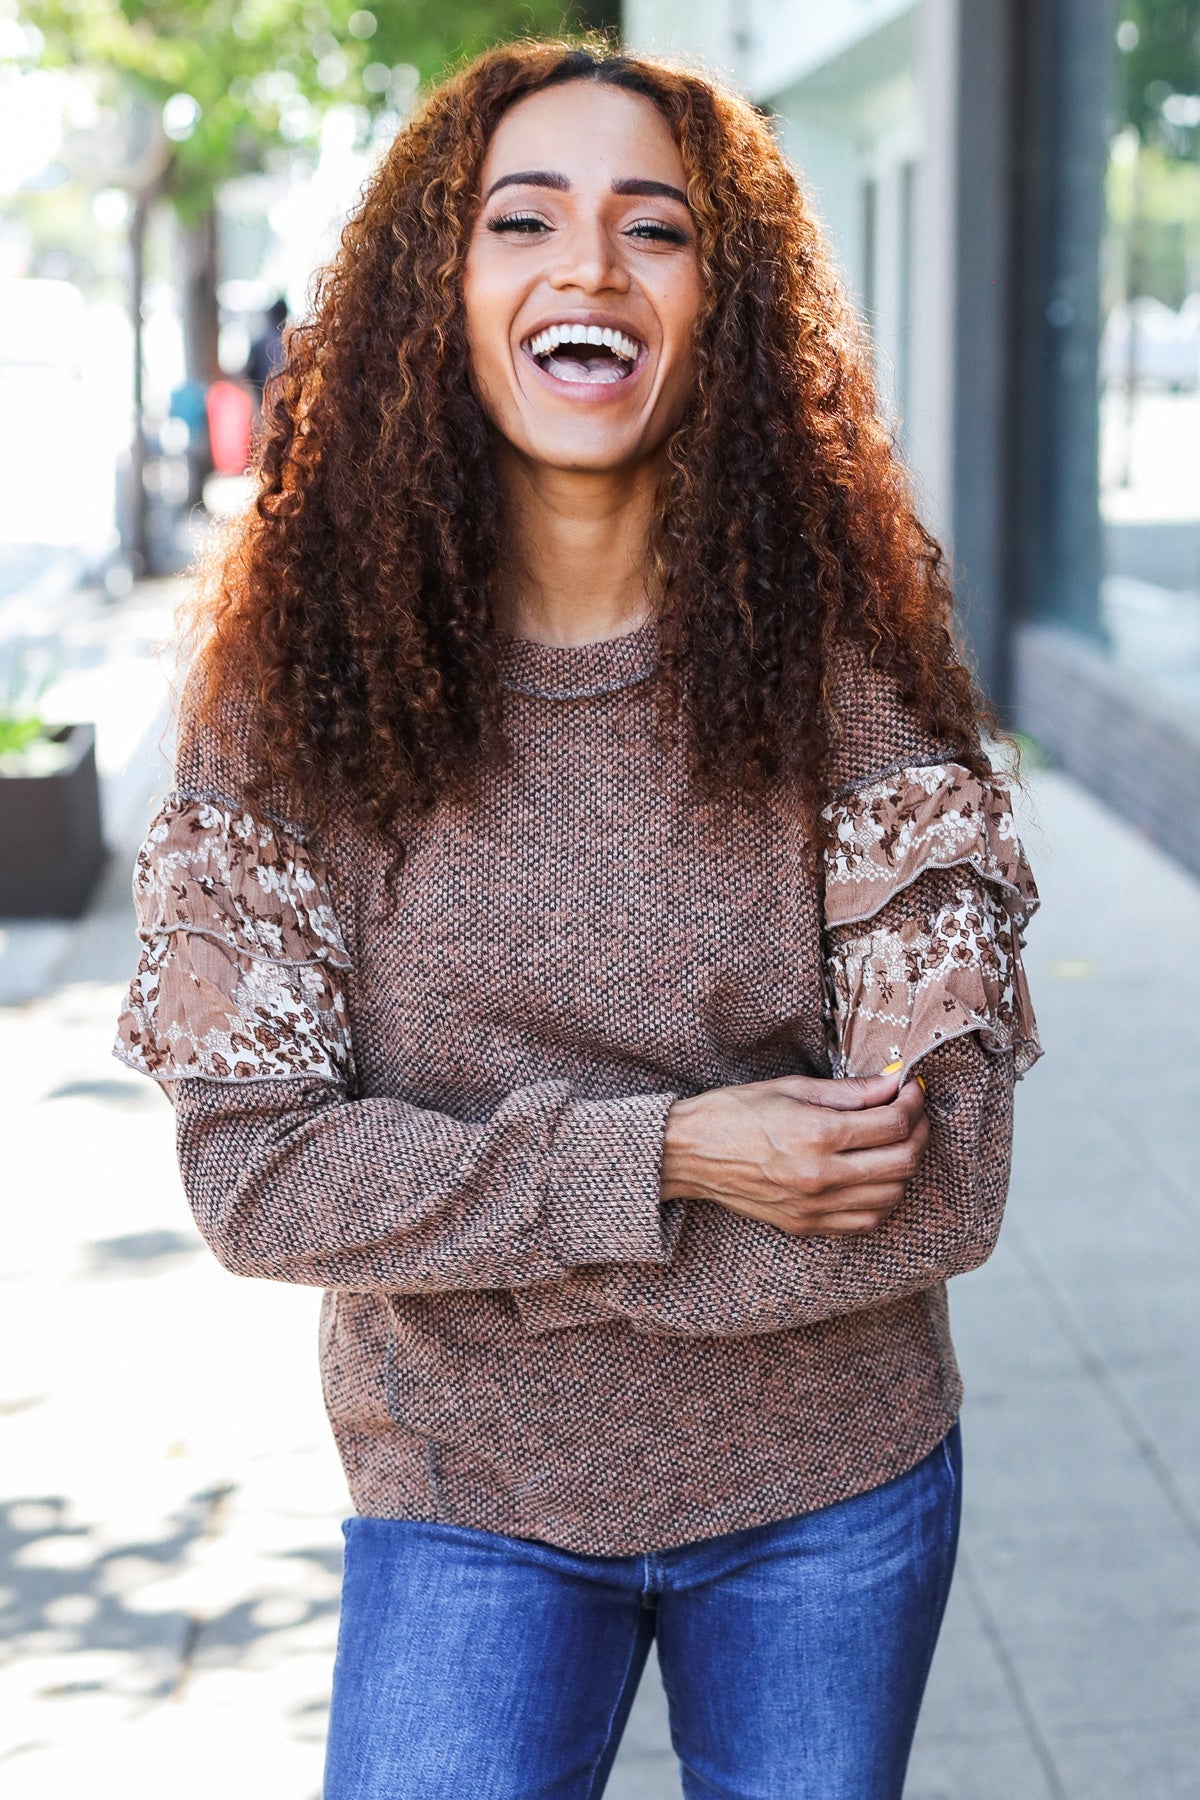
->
[745, 1182, 907, 1235]
[787, 1187, 909, 1234]
[895, 1079, 928, 1123]
[808, 1209, 896, 1236]
[824, 1130, 930, 1187]
[786, 1181, 910, 1225]
[773, 1071, 902, 1113]
[818, 1092, 927, 1152]
[884, 1061, 928, 1095]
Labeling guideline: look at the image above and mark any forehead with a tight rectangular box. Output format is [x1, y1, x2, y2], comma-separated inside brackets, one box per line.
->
[480, 81, 685, 187]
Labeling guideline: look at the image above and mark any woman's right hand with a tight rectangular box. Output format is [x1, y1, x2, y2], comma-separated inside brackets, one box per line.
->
[660, 1072, 930, 1237]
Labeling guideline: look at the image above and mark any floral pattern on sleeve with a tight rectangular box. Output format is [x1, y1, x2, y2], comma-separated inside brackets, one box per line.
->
[821, 762, 1041, 1081]
[113, 791, 354, 1088]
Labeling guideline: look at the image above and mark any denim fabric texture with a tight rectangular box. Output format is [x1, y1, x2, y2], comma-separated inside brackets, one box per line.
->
[322, 1423, 962, 1799]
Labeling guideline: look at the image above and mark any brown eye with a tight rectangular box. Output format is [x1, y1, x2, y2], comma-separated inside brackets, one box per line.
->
[488, 212, 549, 235]
[626, 219, 689, 245]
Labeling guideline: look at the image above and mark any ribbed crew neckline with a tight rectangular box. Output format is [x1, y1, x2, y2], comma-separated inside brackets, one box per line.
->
[494, 615, 660, 699]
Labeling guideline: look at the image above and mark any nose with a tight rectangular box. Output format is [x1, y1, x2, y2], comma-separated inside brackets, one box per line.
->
[548, 217, 630, 297]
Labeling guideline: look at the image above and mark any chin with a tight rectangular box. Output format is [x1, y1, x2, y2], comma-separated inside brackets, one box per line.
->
[520, 430, 647, 474]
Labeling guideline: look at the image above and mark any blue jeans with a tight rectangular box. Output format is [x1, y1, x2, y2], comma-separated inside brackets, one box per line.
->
[323, 1424, 961, 1799]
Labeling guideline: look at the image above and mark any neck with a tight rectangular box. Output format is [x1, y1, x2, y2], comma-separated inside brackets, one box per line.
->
[493, 449, 661, 647]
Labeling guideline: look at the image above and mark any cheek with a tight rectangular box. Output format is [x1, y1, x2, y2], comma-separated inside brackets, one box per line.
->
[661, 303, 701, 404]
[462, 254, 513, 399]
[659, 272, 702, 376]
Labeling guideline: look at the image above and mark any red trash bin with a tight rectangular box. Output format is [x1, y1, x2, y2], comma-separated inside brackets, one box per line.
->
[206, 379, 254, 475]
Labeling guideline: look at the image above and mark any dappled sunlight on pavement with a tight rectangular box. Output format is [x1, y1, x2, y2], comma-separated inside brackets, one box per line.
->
[0, 582, 345, 1798]
[1, 961, 347, 1796]
[3, 584, 1199, 1795]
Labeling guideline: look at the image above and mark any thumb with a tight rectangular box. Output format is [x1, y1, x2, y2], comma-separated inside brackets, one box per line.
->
[808, 1072, 904, 1111]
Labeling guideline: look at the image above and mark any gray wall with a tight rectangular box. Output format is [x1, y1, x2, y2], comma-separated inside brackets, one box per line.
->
[953, 0, 1113, 708]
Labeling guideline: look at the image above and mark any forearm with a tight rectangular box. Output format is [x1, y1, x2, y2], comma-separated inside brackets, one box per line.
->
[175, 1076, 680, 1293]
[515, 1037, 1014, 1338]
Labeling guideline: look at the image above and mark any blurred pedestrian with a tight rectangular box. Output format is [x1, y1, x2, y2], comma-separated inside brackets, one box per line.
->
[205, 378, 254, 476]
[114, 40, 1041, 1800]
[243, 296, 288, 406]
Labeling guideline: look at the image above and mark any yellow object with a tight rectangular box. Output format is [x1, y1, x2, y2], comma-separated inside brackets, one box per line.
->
[882, 1059, 925, 1092]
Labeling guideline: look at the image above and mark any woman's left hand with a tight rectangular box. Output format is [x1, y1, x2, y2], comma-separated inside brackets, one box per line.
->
[660, 1070, 930, 1236]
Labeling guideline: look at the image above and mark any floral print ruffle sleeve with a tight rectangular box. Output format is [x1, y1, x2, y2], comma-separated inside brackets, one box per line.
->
[821, 760, 1042, 1084]
[113, 782, 680, 1289]
[113, 790, 355, 1095]
[514, 758, 1041, 1342]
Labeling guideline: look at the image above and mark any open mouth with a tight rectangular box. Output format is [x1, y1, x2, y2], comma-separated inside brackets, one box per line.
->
[522, 323, 644, 386]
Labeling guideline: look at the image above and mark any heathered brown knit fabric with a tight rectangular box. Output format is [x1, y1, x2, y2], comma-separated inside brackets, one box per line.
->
[114, 618, 1040, 1555]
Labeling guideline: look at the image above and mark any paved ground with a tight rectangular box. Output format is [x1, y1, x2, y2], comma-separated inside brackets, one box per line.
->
[2, 581, 1199, 1797]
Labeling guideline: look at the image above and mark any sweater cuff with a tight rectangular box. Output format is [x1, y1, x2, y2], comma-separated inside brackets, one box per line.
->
[546, 1091, 678, 1268]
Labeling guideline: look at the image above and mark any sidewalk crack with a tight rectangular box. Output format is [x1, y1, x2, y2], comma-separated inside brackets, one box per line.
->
[959, 1551, 1069, 1800]
[168, 1484, 235, 1702]
[1008, 1219, 1200, 1549]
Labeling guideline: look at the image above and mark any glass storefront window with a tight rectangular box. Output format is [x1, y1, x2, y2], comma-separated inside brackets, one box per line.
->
[1100, 13, 1200, 711]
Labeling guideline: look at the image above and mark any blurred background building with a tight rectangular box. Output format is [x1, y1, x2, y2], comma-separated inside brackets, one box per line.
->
[3, 10, 1200, 1799]
[630, 0, 1200, 874]
[2, 1, 1197, 873]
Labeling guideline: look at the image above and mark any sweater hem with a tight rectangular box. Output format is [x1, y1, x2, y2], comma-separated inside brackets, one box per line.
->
[337, 1402, 963, 1557]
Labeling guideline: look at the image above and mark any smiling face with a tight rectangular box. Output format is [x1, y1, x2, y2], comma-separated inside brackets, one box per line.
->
[463, 79, 704, 477]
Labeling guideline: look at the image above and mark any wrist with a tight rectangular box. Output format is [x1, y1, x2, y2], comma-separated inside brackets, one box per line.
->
[660, 1093, 714, 1202]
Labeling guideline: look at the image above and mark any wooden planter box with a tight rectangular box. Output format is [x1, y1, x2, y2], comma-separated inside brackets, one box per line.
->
[0, 724, 106, 918]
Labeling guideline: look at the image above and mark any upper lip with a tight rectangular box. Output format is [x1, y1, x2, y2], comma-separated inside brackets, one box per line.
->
[519, 311, 648, 355]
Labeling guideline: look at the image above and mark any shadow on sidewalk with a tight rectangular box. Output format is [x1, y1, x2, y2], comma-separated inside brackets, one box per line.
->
[1, 1489, 341, 1700]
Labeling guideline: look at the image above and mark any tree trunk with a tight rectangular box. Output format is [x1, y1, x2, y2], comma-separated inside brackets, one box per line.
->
[179, 204, 220, 504]
[129, 189, 150, 576]
[180, 205, 221, 384]
[1120, 140, 1144, 490]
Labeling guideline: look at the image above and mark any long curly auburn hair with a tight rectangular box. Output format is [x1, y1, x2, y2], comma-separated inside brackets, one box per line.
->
[193, 37, 991, 849]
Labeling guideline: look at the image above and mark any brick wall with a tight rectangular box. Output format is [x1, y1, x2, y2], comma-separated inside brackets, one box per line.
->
[1014, 623, 1200, 881]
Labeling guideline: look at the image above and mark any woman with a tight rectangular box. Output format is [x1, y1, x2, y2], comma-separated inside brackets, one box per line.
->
[115, 40, 1041, 1799]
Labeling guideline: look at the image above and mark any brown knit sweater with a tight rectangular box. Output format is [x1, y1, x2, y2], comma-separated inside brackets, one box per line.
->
[114, 619, 1040, 1555]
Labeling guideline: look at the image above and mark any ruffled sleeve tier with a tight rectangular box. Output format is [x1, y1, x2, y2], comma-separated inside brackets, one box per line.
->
[512, 756, 1043, 1345]
[113, 778, 679, 1295]
[821, 761, 1042, 1084]
[108, 640, 1046, 1554]
[114, 791, 355, 1092]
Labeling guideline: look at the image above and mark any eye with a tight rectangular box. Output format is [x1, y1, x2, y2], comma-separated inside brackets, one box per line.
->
[487, 210, 550, 235]
[626, 218, 690, 245]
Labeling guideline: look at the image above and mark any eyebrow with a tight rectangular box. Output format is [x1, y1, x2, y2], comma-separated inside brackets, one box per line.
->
[482, 170, 689, 206]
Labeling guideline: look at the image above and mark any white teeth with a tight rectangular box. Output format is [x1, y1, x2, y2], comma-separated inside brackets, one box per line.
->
[522, 324, 644, 364]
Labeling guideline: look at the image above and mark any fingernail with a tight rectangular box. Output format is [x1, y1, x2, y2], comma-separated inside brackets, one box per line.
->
[882, 1059, 925, 1093]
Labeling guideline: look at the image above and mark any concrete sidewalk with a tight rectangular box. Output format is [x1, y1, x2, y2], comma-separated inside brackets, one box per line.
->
[618, 767, 1200, 1799]
[2, 589, 1198, 1797]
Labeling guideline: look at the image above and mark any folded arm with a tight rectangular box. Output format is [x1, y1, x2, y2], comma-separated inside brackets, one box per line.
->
[514, 1025, 1015, 1338]
[170, 1075, 677, 1290]
[514, 761, 1042, 1339]
[114, 790, 679, 1291]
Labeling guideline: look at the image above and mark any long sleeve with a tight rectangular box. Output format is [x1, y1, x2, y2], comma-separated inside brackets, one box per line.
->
[114, 787, 679, 1291]
[514, 762, 1042, 1339]
[171, 1076, 677, 1291]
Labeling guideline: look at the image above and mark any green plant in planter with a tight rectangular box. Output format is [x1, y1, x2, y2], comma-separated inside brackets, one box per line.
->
[0, 713, 45, 758]
[0, 652, 73, 777]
